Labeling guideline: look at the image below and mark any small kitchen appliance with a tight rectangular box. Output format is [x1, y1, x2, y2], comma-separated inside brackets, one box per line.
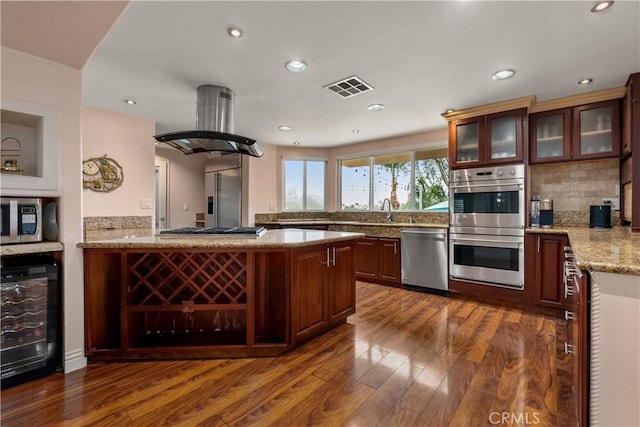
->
[1, 198, 42, 244]
[590, 204, 612, 228]
[530, 195, 541, 228]
[540, 199, 554, 228]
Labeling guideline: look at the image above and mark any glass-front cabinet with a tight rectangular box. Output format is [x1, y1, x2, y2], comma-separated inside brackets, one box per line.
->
[530, 99, 621, 164]
[529, 109, 572, 163]
[449, 108, 525, 169]
[573, 100, 620, 160]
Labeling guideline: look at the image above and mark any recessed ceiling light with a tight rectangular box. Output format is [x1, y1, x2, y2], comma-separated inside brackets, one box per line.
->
[124, 99, 136, 105]
[591, 1, 614, 12]
[444, 108, 455, 114]
[578, 78, 594, 85]
[278, 125, 292, 131]
[490, 70, 515, 81]
[285, 60, 307, 73]
[367, 104, 385, 111]
[293, 141, 300, 146]
[352, 129, 360, 134]
[227, 27, 243, 38]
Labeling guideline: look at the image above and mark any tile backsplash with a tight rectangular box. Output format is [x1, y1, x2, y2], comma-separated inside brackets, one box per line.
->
[530, 158, 620, 226]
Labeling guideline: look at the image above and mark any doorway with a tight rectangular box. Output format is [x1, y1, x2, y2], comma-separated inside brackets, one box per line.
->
[155, 160, 169, 230]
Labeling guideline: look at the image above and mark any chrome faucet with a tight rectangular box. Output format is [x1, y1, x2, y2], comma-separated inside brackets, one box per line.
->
[381, 198, 392, 222]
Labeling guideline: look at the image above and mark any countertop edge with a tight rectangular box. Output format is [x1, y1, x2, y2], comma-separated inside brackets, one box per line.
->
[1, 241, 64, 256]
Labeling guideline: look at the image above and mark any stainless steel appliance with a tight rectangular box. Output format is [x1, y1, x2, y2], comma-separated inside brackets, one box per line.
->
[205, 155, 242, 228]
[449, 227, 524, 289]
[1, 198, 42, 245]
[450, 164, 525, 229]
[400, 228, 448, 293]
[1, 257, 60, 388]
[449, 165, 525, 289]
[540, 198, 554, 228]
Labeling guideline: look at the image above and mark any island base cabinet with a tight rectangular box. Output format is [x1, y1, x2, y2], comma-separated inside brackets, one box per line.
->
[83, 241, 357, 359]
[291, 242, 355, 344]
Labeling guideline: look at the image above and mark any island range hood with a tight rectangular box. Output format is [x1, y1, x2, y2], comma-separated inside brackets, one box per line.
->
[154, 85, 264, 157]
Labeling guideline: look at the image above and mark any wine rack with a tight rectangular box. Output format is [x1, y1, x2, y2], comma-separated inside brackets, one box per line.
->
[124, 251, 252, 348]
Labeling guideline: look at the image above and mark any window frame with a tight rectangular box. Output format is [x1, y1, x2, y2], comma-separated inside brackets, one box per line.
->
[337, 144, 448, 212]
[282, 156, 328, 212]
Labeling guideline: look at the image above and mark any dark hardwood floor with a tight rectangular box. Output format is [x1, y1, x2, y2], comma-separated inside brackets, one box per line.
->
[1, 282, 575, 426]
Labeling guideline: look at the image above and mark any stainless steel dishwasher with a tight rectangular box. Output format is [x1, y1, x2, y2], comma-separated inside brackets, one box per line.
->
[400, 228, 448, 294]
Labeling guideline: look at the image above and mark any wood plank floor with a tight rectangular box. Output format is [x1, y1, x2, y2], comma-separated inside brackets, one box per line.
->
[0, 282, 576, 426]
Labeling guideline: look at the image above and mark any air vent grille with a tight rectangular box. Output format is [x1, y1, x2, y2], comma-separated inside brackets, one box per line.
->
[324, 76, 374, 98]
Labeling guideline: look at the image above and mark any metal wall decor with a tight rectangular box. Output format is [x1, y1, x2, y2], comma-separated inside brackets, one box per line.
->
[1, 137, 23, 174]
[82, 154, 124, 192]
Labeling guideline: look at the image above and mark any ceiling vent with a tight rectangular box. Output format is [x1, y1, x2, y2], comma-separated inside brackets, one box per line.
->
[324, 75, 374, 98]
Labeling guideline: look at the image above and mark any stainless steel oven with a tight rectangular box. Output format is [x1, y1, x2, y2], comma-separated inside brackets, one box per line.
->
[449, 226, 524, 289]
[450, 164, 525, 229]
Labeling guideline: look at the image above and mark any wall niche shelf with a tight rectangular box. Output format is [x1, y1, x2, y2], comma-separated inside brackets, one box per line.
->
[1, 97, 60, 195]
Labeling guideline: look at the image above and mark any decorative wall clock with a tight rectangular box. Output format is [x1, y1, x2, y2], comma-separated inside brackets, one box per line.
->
[82, 154, 124, 192]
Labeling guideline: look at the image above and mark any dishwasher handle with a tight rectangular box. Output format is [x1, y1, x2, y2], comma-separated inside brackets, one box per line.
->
[400, 229, 447, 237]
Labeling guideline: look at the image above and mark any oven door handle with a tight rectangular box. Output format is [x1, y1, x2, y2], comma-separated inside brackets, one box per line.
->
[451, 182, 523, 192]
[451, 238, 523, 248]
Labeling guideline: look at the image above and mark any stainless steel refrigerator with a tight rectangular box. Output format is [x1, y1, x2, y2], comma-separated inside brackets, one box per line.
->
[204, 155, 241, 228]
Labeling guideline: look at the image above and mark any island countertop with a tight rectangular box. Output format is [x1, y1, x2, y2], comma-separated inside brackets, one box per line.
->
[78, 228, 366, 249]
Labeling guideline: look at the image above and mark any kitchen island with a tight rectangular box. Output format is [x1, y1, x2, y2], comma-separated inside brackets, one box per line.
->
[79, 229, 364, 360]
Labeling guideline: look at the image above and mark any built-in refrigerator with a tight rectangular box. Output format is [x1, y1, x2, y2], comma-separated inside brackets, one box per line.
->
[205, 154, 242, 228]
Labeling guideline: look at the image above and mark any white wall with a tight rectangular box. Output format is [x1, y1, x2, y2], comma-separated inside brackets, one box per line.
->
[82, 106, 155, 218]
[154, 147, 206, 229]
[245, 142, 278, 226]
[1, 46, 85, 372]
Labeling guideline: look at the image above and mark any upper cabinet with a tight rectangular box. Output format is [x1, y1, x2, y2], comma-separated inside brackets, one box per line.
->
[529, 88, 625, 165]
[1, 97, 60, 195]
[530, 100, 621, 164]
[445, 97, 532, 169]
[623, 72, 640, 156]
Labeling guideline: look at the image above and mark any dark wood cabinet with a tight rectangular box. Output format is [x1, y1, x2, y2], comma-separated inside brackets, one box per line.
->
[561, 246, 588, 427]
[378, 238, 401, 283]
[355, 237, 401, 286]
[621, 72, 640, 232]
[530, 99, 621, 164]
[449, 108, 526, 169]
[291, 241, 355, 342]
[526, 233, 569, 309]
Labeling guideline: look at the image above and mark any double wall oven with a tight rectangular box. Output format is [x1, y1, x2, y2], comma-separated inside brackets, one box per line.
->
[449, 164, 525, 289]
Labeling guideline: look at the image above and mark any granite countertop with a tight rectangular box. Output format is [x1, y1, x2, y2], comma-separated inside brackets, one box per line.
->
[1, 241, 64, 256]
[527, 226, 640, 276]
[78, 228, 366, 249]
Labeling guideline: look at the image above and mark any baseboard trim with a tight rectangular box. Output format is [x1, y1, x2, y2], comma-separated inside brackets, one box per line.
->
[64, 349, 87, 373]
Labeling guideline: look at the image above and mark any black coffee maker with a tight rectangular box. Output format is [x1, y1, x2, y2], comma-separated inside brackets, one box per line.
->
[590, 204, 612, 228]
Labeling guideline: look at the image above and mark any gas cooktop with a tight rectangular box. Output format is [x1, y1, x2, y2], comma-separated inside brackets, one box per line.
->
[159, 226, 266, 237]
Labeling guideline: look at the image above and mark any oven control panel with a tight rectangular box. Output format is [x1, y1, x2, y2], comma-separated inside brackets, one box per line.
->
[451, 164, 525, 184]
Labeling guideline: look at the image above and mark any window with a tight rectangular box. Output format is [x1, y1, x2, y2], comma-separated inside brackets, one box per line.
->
[339, 148, 448, 211]
[283, 159, 326, 211]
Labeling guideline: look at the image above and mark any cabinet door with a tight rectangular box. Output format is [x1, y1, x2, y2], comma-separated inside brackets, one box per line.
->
[485, 109, 526, 164]
[531, 234, 569, 309]
[378, 238, 401, 285]
[328, 243, 356, 324]
[450, 117, 484, 168]
[290, 247, 328, 341]
[355, 237, 378, 280]
[530, 108, 572, 164]
[573, 100, 621, 160]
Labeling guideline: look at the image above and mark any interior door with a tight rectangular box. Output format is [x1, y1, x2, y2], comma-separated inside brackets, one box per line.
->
[154, 161, 168, 230]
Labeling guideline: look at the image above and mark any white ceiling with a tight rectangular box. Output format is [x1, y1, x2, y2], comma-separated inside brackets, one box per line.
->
[69, 2, 640, 148]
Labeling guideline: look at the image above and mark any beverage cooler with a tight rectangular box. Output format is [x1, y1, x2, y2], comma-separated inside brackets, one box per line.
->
[1, 256, 60, 388]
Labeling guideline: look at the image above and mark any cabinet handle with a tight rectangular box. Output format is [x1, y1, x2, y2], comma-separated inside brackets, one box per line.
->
[564, 342, 575, 355]
[332, 247, 336, 266]
[321, 248, 330, 266]
[564, 310, 575, 321]
[537, 236, 540, 253]
[393, 242, 397, 255]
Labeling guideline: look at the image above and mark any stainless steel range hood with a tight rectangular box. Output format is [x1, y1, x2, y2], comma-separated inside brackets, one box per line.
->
[154, 85, 264, 157]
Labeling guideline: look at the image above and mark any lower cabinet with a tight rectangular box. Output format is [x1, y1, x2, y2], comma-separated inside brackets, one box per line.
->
[291, 241, 355, 343]
[526, 233, 570, 309]
[561, 247, 588, 427]
[355, 237, 401, 286]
